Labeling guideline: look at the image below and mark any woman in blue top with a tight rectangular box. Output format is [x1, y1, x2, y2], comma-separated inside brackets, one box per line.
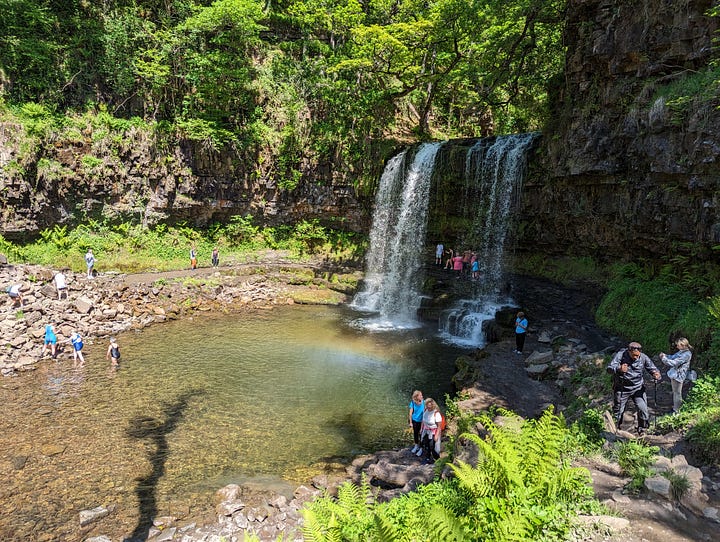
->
[42, 324, 58, 359]
[407, 390, 425, 454]
[660, 337, 693, 413]
[515, 311, 528, 354]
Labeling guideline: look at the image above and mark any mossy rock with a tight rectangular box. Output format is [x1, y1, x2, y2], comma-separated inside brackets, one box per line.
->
[289, 288, 347, 305]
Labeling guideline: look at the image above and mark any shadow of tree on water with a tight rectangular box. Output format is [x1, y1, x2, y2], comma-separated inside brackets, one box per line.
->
[123, 388, 204, 542]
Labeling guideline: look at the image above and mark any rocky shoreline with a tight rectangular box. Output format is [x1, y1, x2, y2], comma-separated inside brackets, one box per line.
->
[0, 255, 358, 376]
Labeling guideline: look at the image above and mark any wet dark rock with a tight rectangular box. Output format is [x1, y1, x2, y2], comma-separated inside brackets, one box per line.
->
[11, 455, 28, 469]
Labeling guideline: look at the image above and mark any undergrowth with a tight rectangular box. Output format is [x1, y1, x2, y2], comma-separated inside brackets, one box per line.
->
[0, 218, 366, 274]
[655, 375, 720, 463]
[303, 408, 601, 542]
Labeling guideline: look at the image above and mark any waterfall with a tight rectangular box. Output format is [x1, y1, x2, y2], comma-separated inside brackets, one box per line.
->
[352, 142, 444, 329]
[439, 133, 538, 346]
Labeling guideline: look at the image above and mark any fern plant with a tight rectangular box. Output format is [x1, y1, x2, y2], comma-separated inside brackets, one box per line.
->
[302, 408, 597, 542]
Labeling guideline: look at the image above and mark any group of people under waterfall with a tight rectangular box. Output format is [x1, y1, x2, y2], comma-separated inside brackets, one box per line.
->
[435, 244, 481, 281]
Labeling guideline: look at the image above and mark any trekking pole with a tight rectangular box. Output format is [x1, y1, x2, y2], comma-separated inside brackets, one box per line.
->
[652, 378, 658, 429]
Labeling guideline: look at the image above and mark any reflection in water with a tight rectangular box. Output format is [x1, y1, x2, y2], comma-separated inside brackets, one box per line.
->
[0, 305, 465, 541]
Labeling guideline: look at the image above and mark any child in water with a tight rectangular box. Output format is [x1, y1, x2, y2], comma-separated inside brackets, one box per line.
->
[106, 337, 121, 367]
[68, 331, 85, 366]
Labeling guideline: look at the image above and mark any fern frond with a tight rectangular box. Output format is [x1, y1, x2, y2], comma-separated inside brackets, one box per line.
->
[520, 408, 565, 488]
[302, 509, 342, 542]
[372, 513, 402, 542]
[423, 504, 469, 542]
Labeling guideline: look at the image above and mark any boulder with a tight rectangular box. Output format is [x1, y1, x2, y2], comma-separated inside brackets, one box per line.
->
[75, 297, 94, 314]
[644, 475, 672, 499]
[79, 506, 110, 527]
[526, 363, 550, 378]
[525, 350, 554, 365]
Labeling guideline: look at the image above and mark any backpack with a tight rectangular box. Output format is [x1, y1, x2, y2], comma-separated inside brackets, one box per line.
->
[439, 412, 447, 432]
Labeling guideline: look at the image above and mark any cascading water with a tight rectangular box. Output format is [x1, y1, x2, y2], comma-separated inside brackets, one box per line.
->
[439, 133, 538, 346]
[352, 142, 444, 329]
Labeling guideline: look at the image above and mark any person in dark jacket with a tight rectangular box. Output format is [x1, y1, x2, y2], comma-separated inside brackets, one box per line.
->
[606, 341, 661, 435]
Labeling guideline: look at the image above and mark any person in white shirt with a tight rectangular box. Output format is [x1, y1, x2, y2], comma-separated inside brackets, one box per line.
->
[54, 271, 68, 299]
[417, 398, 442, 463]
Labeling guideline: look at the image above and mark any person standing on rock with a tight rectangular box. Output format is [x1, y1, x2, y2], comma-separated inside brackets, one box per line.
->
[444, 247, 454, 270]
[190, 246, 198, 270]
[659, 337, 693, 414]
[106, 337, 121, 367]
[435, 243, 444, 266]
[42, 324, 58, 359]
[417, 398, 442, 463]
[54, 270, 68, 299]
[607, 341, 661, 435]
[452, 251, 463, 278]
[408, 390, 425, 455]
[84, 249, 95, 279]
[514, 311, 528, 354]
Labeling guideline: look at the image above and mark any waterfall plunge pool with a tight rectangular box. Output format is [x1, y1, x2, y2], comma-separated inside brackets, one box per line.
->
[0, 304, 464, 540]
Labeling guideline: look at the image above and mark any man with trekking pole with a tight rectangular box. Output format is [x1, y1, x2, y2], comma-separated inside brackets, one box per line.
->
[606, 341, 661, 435]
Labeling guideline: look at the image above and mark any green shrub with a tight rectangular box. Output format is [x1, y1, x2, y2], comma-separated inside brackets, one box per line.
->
[655, 375, 720, 462]
[611, 440, 659, 493]
[661, 469, 691, 501]
[303, 408, 598, 542]
[596, 265, 711, 356]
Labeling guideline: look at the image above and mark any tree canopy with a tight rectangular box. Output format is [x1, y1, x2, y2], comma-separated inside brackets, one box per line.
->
[0, 0, 566, 183]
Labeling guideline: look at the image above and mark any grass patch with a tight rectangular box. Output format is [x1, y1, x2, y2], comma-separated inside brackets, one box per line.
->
[0, 218, 366, 275]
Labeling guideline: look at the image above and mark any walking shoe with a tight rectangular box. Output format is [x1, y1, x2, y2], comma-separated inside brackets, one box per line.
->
[415, 448, 423, 457]
[410, 444, 419, 454]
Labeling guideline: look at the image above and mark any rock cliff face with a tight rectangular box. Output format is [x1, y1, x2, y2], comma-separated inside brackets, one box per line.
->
[517, 0, 720, 260]
[0, 123, 371, 239]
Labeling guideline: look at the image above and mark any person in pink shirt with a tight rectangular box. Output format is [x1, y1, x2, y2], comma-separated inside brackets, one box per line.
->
[452, 251, 463, 278]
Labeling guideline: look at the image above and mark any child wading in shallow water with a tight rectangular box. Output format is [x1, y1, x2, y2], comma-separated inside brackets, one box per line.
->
[106, 337, 121, 367]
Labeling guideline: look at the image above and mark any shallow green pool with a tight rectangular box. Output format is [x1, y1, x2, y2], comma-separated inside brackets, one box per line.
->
[0, 305, 463, 540]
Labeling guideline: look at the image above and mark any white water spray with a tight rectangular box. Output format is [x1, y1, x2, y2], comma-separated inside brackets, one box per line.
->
[352, 142, 444, 329]
[440, 133, 538, 345]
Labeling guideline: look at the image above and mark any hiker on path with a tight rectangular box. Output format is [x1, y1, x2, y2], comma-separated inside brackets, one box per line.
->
[659, 337, 693, 413]
[54, 270, 68, 299]
[190, 246, 198, 270]
[607, 341, 661, 435]
[514, 311, 528, 354]
[435, 243, 444, 266]
[211, 247, 219, 267]
[6, 284, 24, 307]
